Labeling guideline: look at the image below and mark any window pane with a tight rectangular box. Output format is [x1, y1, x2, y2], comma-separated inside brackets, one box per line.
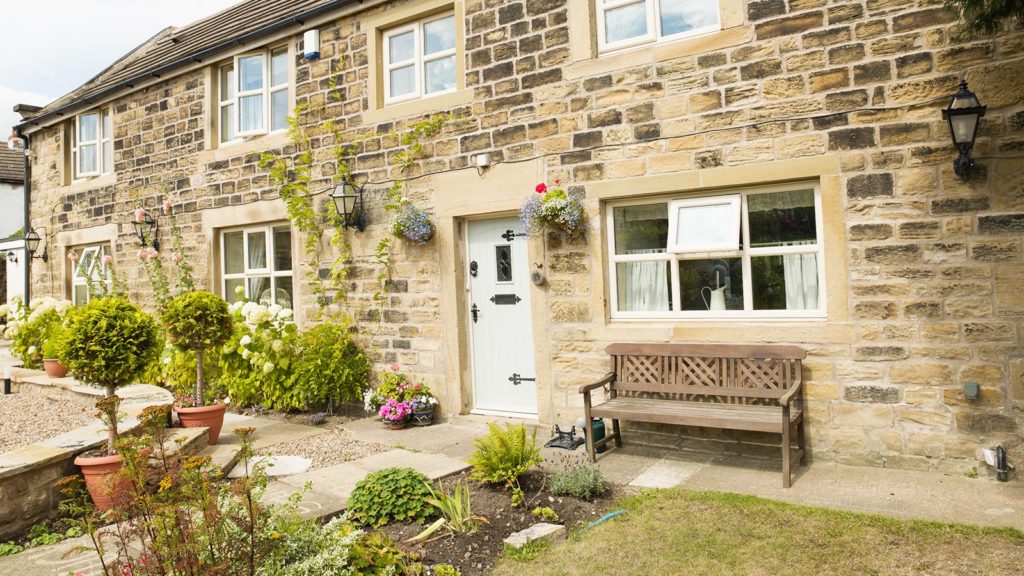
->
[223, 231, 244, 274]
[616, 261, 671, 311]
[79, 144, 97, 174]
[239, 94, 264, 132]
[239, 55, 264, 91]
[224, 278, 245, 303]
[424, 55, 456, 94]
[388, 30, 415, 63]
[678, 258, 743, 311]
[220, 65, 235, 101]
[247, 231, 268, 270]
[270, 89, 289, 131]
[73, 285, 89, 306]
[273, 226, 292, 271]
[660, 0, 719, 37]
[495, 245, 512, 282]
[613, 203, 668, 255]
[423, 15, 455, 54]
[604, 1, 648, 44]
[747, 189, 817, 248]
[249, 276, 272, 306]
[273, 276, 294, 309]
[271, 48, 288, 86]
[78, 114, 98, 142]
[77, 248, 97, 279]
[220, 104, 236, 142]
[101, 109, 112, 139]
[389, 65, 416, 98]
[670, 195, 741, 253]
[103, 141, 112, 173]
[752, 254, 819, 310]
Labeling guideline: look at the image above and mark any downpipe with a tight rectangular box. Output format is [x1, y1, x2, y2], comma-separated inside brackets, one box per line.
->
[995, 445, 1010, 483]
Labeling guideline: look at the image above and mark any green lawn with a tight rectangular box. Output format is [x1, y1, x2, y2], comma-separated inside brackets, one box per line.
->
[491, 489, 1024, 576]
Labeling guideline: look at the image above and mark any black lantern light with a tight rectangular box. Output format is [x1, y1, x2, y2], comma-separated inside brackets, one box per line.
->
[132, 209, 160, 251]
[941, 80, 986, 181]
[24, 228, 47, 262]
[330, 178, 366, 231]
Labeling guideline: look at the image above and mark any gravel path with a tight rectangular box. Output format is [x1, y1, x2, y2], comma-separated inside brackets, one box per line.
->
[257, 425, 388, 470]
[0, 393, 97, 454]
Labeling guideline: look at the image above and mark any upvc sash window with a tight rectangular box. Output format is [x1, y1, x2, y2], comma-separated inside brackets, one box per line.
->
[73, 107, 112, 178]
[607, 185, 826, 319]
[218, 46, 289, 143]
[220, 224, 293, 307]
[596, 0, 720, 53]
[70, 244, 112, 305]
[383, 13, 457, 105]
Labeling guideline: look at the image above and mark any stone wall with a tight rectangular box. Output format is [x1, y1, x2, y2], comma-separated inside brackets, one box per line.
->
[26, 0, 1024, 474]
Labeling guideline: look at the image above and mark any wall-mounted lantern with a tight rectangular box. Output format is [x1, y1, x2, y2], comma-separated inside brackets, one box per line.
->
[133, 209, 160, 251]
[330, 178, 366, 232]
[24, 228, 47, 262]
[941, 80, 986, 181]
[5, 251, 17, 264]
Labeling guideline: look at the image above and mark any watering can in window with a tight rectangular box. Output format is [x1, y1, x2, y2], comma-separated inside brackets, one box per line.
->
[701, 286, 727, 311]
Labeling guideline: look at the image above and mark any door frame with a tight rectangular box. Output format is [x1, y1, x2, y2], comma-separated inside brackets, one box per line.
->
[440, 209, 552, 423]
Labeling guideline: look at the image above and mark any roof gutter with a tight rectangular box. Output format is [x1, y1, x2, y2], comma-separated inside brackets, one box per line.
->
[16, 0, 361, 131]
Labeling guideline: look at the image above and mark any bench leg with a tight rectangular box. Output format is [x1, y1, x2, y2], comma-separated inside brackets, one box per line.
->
[583, 392, 596, 463]
[612, 419, 622, 448]
[797, 418, 807, 466]
[782, 420, 792, 489]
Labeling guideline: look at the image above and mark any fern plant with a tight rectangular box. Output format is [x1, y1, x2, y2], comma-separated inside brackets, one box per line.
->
[467, 423, 543, 504]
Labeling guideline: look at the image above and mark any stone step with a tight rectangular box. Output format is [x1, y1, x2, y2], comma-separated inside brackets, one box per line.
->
[200, 442, 244, 477]
[153, 426, 209, 460]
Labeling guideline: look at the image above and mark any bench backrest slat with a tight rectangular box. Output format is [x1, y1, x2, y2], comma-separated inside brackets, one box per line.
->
[607, 343, 803, 403]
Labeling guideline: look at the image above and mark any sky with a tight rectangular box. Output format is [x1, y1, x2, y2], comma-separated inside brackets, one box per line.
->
[2, 0, 243, 134]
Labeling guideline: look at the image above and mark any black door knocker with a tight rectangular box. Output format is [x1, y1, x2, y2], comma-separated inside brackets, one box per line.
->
[469, 260, 478, 277]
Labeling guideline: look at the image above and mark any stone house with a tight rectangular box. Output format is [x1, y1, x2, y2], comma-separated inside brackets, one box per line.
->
[13, 0, 1024, 474]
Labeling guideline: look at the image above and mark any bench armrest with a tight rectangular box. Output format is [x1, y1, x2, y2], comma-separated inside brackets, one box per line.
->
[579, 372, 616, 394]
[779, 379, 803, 406]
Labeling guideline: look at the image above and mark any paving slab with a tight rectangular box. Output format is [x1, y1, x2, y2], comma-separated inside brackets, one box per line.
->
[229, 454, 311, 478]
[353, 448, 469, 478]
[629, 458, 707, 489]
[343, 417, 482, 457]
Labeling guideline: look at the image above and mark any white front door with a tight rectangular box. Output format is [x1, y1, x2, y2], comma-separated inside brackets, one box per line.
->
[468, 217, 537, 415]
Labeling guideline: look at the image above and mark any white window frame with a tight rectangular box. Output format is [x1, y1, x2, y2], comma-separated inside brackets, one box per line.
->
[218, 45, 290, 144]
[383, 12, 457, 106]
[220, 223, 293, 307]
[666, 194, 741, 253]
[73, 107, 112, 179]
[70, 244, 113, 305]
[596, 0, 721, 54]
[606, 183, 827, 321]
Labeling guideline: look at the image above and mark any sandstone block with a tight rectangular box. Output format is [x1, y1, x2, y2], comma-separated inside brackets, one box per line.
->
[889, 363, 954, 386]
[897, 408, 951, 429]
[904, 387, 940, 405]
[844, 385, 899, 403]
[833, 404, 893, 427]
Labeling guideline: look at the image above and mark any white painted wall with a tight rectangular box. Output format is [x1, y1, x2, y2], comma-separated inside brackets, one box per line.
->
[0, 240, 24, 304]
[0, 182, 22, 239]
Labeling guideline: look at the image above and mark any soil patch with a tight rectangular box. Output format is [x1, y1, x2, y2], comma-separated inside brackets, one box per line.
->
[0, 393, 96, 454]
[379, 471, 627, 576]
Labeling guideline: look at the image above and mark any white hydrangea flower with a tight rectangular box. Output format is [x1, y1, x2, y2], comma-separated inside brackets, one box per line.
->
[268, 304, 282, 317]
[239, 335, 252, 346]
[241, 348, 251, 359]
[279, 309, 293, 320]
[27, 345, 36, 355]
[271, 339, 283, 352]
[262, 361, 275, 374]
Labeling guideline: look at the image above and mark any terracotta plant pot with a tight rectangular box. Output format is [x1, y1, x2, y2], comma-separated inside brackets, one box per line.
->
[174, 403, 227, 445]
[74, 447, 152, 511]
[42, 359, 68, 378]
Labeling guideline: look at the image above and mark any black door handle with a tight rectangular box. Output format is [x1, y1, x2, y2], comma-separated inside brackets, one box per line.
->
[471, 303, 479, 323]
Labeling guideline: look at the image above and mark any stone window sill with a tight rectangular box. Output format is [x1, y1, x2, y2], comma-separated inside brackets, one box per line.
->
[67, 173, 115, 193]
[361, 88, 473, 125]
[197, 131, 291, 165]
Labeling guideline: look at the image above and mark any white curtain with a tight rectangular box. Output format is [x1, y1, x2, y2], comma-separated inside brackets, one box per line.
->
[783, 254, 818, 310]
[623, 249, 669, 311]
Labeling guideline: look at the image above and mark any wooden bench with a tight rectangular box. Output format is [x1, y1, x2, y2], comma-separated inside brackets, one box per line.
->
[579, 343, 807, 488]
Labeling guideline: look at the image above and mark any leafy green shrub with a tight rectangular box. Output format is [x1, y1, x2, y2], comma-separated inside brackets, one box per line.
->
[549, 462, 605, 501]
[161, 291, 233, 406]
[0, 541, 23, 557]
[347, 468, 434, 527]
[57, 297, 160, 453]
[220, 300, 301, 410]
[433, 564, 461, 576]
[6, 297, 72, 369]
[468, 423, 543, 490]
[531, 507, 559, 522]
[40, 322, 65, 359]
[293, 322, 371, 410]
[260, 518, 421, 576]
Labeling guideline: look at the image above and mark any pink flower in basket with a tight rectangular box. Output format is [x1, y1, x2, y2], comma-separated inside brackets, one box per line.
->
[378, 398, 412, 422]
[535, 182, 547, 194]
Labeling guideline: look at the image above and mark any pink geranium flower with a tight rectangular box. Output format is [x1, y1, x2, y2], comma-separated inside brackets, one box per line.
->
[137, 249, 147, 261]
[171, 252, 182, 262]
[134, 207, 146, 223]
[535, 182, 547, 194]
[102, 254, 113, 265]
[146, 247, 158, 259]
[390, 362, 400, 372]
[162, 200, 172, 215]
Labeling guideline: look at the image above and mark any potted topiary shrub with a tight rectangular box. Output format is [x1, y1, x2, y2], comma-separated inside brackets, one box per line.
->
[161, 291, 234, 444]
[58, 297, 160, 510]
[41, 324, 69, 378]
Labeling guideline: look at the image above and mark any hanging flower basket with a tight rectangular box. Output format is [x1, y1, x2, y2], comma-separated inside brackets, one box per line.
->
[521, 181, 585, 237]
[390, 202, 435, 245]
